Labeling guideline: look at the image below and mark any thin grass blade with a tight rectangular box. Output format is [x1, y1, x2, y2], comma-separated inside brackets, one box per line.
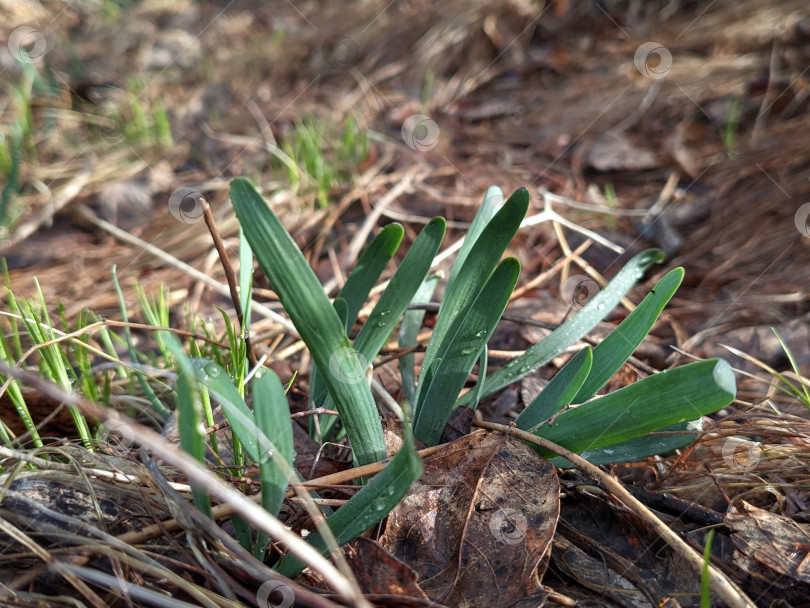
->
[163, 333, 212, 519]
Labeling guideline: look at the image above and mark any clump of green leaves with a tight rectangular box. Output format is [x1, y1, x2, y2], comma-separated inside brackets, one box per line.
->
[226, 179, 736, 571]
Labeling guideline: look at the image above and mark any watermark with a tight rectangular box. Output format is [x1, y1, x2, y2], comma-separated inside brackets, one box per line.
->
[721, 437, 762, 473]
[489, 507, 527, 545]
[795, 202, 810, 237]
[97, 420, 136, 457]
[328, 346, 369, 385]
[634, 42, 672, 79]
[401, 114, 440, 152]
[321, 36, 359, 70]
[8, 26, 47, 63]
[256, 580, 294, 608]
[169, 187, 205, 223]
[95, 109, 125, 144]
[561, 275, 600, 310]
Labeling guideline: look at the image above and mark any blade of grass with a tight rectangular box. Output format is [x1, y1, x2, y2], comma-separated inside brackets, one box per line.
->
[230, 178, 385, 465]
[771, 328, 810, 407]
[531, 358, 735, 457]
[459, 249, 666, 405]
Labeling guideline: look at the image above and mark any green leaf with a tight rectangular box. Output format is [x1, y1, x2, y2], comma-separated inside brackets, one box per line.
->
[336, 223, 404, 331]
[252, 369, 294, 557]
[417, 188, 529, 417]
[531, 358, 736, 457]
[548, 421, 698, 467]
[230, 178, 385, 465]
[445, 186, 504, 296]
[317, 219, 445, 440]
[353, 217, 445, 364]
[253, 369, 294, 518]
[460, 249, 666, 405]
[163, 334, 212, 519]
[275, 422, 423, 578]
[571, 267, 683, 404]
[413, 257, 521, 445]
[516, 346, 592, 432]
[398, 272, 441, 406]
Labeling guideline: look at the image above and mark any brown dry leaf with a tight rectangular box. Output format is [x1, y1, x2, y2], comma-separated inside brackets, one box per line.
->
[726, 500, 810, 587]
[346, 537, 439, 607]
[379, 430, 560, 607]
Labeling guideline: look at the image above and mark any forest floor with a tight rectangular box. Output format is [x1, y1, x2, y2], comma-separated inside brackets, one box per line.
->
[1, 1, 810, 606]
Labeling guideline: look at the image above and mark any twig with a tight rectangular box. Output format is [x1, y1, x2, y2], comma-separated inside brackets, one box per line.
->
[72, 203, 297, 334]
[198, 195, 258, 366]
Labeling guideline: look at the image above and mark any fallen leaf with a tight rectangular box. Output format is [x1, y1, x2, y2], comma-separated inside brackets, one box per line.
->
[726, 501, 810, 586]
[380, 430, 560, 607]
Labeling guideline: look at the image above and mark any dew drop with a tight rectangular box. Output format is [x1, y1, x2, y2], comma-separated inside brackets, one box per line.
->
[380, 310, 391, 317]
[460, 347, 475, 356]
[377, 321, 387, 328]
[205, 363, 220, 377]
[597, 303, 606, 311]
[475, 329, 488, 338]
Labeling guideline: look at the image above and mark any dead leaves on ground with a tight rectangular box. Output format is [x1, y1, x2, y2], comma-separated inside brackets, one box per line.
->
[351, 430, 560, 608]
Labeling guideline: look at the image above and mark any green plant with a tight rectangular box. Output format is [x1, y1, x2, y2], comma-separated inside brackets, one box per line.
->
[277, 114, 369, 208]
[225, 179, 736, 569]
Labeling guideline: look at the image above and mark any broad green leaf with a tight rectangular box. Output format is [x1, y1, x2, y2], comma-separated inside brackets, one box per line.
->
[459, 249, 666, 405]
[275, 422, 423, 577]
[445, 186, 504, 295]
[253, 369, 294, 517]
[310, 225, 404, 408]
[353, 217, 445, 363]
[416, 188, 529, 418]
[531, 358, 735, 457]
[571, 267, 683, 404]
[164, 334, 212, 519]
[398, 272, 441, 406]
[309, 225, 404, 434]
[188, 359, 264, 460]
[336, 223, 404, 331]
[516, 346, 592, 432]
[316, 220, 444, 438]
[253, 369, 294, 557]
[230, 178, 385, 465]
[413, 257, 521, 445]
[548, 421, 698, 467]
